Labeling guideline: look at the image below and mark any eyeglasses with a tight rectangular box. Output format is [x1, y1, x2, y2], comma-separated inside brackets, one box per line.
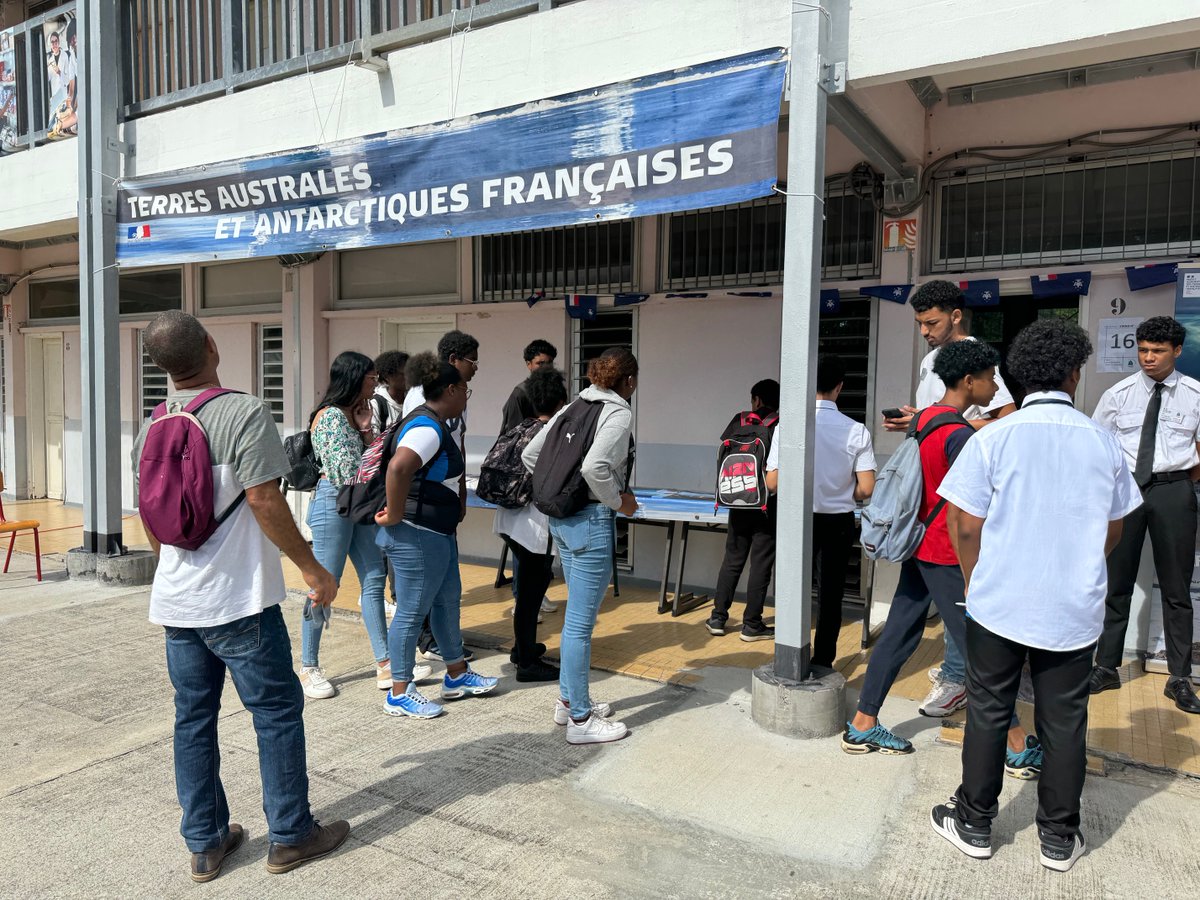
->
[463, 357, 479, 370]
[464, 388, 473, 399]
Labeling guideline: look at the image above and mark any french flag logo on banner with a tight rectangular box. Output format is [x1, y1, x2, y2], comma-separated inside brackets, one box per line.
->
[564, 294, 598, 321]
[128, 225, 151, 240]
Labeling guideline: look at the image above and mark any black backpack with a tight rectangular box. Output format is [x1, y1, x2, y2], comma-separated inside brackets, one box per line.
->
[476, 418, 545, 509]
[715, 409, 779, 511]
[372, 395, 391, 431]
[282, 429, 322, 493]
[531, 398, 606, 518]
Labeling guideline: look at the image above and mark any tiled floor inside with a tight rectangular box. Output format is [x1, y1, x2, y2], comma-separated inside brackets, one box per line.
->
[15, 498, 1200, 776]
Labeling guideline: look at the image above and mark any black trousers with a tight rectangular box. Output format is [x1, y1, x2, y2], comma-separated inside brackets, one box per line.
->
[500, 534, 554, 667]
[810, 511, 856, 668]
[712, 506, 777, 628]
[1098, 478, 1196, 678]
[956, 618, 1093, 839]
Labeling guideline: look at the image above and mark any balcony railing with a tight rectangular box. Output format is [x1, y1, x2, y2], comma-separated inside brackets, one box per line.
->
[122, 0, 552, 117]
[0, 2, 78, 152]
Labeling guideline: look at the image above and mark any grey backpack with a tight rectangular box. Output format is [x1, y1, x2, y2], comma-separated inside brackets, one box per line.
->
[860, 410, 969, 563]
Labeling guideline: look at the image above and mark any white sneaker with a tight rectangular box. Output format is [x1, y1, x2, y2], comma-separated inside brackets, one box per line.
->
[553, 697, 613, 726]
[412, 661, 434, 682]
[566, 713, 629, 745]
[300, 666, 336, 699]
[385, 601, 397, 621]
[920, 679, 967, 717]
[928, 666, 943, 685]
[376, 662, 392, 690]
[509, 603, 543, 624]
[540, 596, 558, 614]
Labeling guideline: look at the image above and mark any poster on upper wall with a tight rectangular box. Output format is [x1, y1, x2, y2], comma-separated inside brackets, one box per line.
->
[0, 28, 18, 153]
[42, 10, 78, 141]
[1174, 267, 1200, 379]
[115, 48, 788, 267]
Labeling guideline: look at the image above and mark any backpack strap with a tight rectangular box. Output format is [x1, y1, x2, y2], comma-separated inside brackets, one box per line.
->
[911, 409, 970, 528]
[182, 387, 241, 415]
[373, 395, 390, 429]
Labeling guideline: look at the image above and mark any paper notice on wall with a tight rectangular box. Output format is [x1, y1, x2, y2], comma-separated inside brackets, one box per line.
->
[1182, 271, 1200, 299]
[1096, 316, 1143, 374]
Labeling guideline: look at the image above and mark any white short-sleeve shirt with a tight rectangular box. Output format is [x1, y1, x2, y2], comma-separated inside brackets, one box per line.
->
[916, 338, 1014, 420]
[1092, 369, 1200, 474]
[937, 391, 1143, 651]
[768, 403, 876, 513]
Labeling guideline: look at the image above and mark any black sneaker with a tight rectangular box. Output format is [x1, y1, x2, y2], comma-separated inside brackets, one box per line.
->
[740, 623, 775, 642]
[1088, 665, 1121, 694]
[705, 616, 726, 636]
[515, 659, 561, 682]
[930, 796, 992, 859]
[1039, 830, 1085, 872]
[510, 642, 547, 665]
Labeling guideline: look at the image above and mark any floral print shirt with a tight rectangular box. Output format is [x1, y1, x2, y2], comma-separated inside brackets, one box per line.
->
[311, 407, 366, 487]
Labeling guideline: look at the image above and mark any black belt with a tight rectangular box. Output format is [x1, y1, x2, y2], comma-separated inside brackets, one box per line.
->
[1146, 471, 1192, 485]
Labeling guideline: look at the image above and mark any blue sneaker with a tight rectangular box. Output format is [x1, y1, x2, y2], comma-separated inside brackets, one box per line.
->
[442, 668, 499, 701]
[841, 721, 914, 755]
[1005, 734, 1043, 780]
[384, 685, 443, 719]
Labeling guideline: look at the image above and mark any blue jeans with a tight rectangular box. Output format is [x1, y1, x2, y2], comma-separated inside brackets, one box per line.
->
[942, 627, 966, 684]
[549, 504, 614, 719]
[378, 524, 465, 682]
[164, 604, 313, 851]
[303, 478, 389, 667]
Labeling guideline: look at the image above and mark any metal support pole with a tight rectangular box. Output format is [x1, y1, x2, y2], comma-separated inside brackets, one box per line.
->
[77, 0, 125, 556]
[773, 0, 847, 682]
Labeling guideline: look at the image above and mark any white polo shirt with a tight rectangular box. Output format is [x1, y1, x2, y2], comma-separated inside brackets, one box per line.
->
[765, 402, 876, 514]
[937, 391, 1142, 651]
[1092, 369, 1200, 474]
[916, 337, 1014, 420]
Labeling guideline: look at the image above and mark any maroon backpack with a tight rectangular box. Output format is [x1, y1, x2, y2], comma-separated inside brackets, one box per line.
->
[137, 388, 245, 551]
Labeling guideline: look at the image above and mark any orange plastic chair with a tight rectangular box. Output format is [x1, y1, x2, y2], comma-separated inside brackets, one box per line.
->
[0, 473, 42, 582]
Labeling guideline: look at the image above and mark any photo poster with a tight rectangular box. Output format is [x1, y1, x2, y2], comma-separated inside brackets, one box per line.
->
[42, 10, 77, 141]
[1175, 266, 1200, 380]
[0, 27, 17, 153]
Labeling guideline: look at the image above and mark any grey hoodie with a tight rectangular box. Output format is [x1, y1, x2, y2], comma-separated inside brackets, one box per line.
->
[521, 385, 633, 511]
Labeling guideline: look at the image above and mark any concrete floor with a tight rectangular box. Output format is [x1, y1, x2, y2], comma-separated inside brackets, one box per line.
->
[3, 556, 1200, 899]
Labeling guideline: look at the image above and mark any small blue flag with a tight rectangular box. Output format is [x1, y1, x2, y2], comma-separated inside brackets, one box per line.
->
[728, 291, 773, 298]
[860, 284, 913, 304]
[819, 289, 841, 315]
[960, 279, 1001, 307]
[664, 292, 709, 299]
[1125, 263, 1180, 292]
[525, 289, 545, 308]
[565, 294, 598, 320]
[614, 293, 650, 307]
[1030, 271, 1091, 298]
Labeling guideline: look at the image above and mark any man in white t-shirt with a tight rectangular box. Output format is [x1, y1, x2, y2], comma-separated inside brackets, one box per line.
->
[882, 280, 1017, 702]
[931, 318, 1141, 872]
[765, 355, 876, 667]
[132, 311, 348, 882]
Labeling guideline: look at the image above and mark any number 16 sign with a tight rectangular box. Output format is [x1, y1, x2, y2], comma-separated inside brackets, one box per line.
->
[1097, 316, 1143, 373]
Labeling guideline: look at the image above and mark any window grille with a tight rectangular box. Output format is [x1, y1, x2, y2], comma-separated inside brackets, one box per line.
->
[932, 141, 1200, 272]
[258, 324, 285, 423]
[138, 331, 169, 422]
[477, 221, 635, 303]
[661, 188, 880, 290]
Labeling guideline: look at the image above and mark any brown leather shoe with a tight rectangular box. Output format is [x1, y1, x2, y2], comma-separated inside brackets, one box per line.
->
[266, 820, 350, 874]
[191, 823, 245, 883]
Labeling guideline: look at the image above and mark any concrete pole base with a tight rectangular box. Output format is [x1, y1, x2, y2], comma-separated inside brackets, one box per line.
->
[750, 663, 846, 739]
[68, 549, 157, 586]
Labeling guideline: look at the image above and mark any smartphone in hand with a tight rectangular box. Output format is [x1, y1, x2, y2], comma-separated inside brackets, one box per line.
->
[881, 407, 904, 419]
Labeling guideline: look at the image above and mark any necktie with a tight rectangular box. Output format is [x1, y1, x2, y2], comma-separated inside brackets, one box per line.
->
[1134, 382, 1164, 488]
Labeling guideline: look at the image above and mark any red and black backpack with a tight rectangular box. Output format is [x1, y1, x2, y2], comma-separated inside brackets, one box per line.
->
[715, 409, 779, 511]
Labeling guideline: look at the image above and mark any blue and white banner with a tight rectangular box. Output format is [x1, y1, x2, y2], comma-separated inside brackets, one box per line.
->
[116, 49, 787, 266]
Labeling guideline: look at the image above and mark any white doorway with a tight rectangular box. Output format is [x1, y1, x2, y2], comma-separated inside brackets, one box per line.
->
[381, 317, 456, 356]
[26, 335, 65, 500]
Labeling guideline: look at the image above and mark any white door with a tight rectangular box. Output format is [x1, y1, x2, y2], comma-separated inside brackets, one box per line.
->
[381, 318, 456, 356]
[42, 337, 64, 500]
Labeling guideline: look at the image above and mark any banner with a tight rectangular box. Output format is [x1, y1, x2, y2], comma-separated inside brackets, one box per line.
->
[0, 28, 17, 153]
[43, 10, 78, 141]
[116, 49, 787, 266]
